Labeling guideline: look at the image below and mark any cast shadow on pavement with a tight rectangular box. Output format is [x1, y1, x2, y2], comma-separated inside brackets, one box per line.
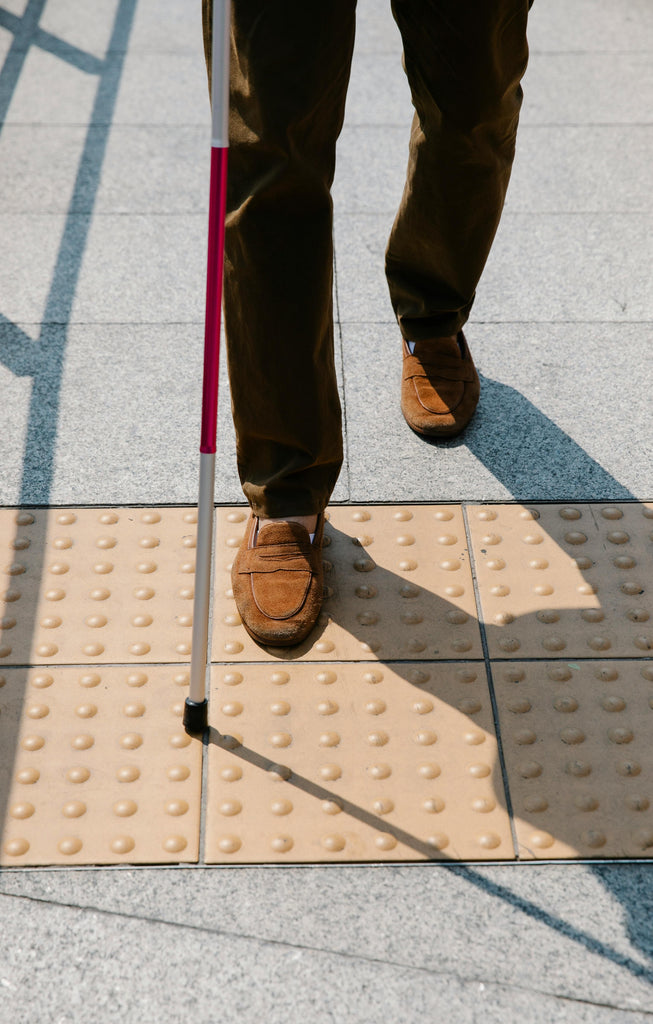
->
[0, 0, 650, 992]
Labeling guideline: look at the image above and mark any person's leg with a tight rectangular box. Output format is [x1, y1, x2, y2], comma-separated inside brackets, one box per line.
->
[202, 0, 356, 646]
[387, 0, 531, 341]
[202, 0, 357, 519]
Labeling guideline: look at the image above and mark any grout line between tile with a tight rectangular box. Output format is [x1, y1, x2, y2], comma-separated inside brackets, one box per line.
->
[461, 502, 520, 860]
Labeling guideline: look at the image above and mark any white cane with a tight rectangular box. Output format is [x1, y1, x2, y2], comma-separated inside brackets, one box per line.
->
[184, 0, 231, 734]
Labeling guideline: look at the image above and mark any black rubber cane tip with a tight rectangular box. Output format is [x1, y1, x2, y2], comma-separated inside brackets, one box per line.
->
[183, 698, 208, 735]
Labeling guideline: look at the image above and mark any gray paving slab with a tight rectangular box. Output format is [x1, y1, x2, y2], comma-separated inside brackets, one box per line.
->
[344, 52, 653, 127]
[527, 0, 653, 53]
[37, 0, 119, 60]
[354, 0, 653, 55]
[128, 0, 207, 54]
[92, 125, 209, 213]
[1, 48, 103, 124]
[0, 322, 349, 506]
[0, 864, 652, 1020]
[334, 212, 653, 324]
[112, 51, 209, 125]
[0, 124, 208, 215]
[333, 125, 653, 216]
[340, 322, 652, 503]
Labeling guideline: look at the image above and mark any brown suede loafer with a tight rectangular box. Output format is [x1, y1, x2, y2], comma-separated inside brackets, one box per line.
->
[231, 513, 324, 647]
[401, 331, 480, 437]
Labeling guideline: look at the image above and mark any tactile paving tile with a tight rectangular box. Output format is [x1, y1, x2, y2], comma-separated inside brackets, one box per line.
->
[467, 503, 653, 658]
[494, 661, 653, 859]
[0, 666, 201, 865]
[0, 508, 198, 664]
[212, 506, 482, 662]
[205, 662, 514, 862]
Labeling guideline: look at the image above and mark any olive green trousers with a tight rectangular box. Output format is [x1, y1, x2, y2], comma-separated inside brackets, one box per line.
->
[202, 0, 531, 517]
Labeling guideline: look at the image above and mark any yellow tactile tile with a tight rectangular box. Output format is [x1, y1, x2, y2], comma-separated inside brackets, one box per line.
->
[494, 661, 653, 859]
[468, 503, 653, 658]
[0, 666, 201, 865]
[205, 662, 514, 862]
[212, 506, 482, 662]
[0, 508, 198, 664]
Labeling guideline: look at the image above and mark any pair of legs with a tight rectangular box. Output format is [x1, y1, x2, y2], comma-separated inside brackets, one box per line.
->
[202, 0, 531, 520]
[202, 0, 530, 645]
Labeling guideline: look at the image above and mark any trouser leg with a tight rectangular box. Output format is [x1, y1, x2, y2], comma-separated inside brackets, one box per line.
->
[202, 0, 356, 517]
[387, 0, 531, 340]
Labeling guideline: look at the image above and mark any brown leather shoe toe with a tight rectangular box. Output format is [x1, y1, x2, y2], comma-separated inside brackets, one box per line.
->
[401, 331, 480, 437]
[231, 513, 324, 647]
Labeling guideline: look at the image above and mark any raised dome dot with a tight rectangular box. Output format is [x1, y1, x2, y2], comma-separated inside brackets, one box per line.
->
[422, 797, 444, 814]
[82, 642, 104, 657]
[57, 512, 77, 525]
[16, 767, 40, 784]
[614, 555, 636, 569]
[529, 831, 554, 849]
[129, 642, 150, 656]
[99, 512, 119, 525]
[319, 764, 342, 781]
[417, 762, 440, 779]
[113, 799, 137, 817]
[270, 732, 292, 748]
[223, 671, 243, 686]
[76, 703, 97, 719]
[414, 730, 437, 746]
[220, 766, 242, 782]
[164, 836, 189, 853]
[554, 696, 579, 713]
[560, 727, 585, 745]
[559, 508, 582, 520]
[222, 701, 243, 717]
[58, 837, 82, 855]
[271, 836, 294, 853]
[393, 510, 413, 521]
[21, 734, 44, 751]
[93, 562, 113, 574]
[117, 766, 140, 782]
[565, 760, 591, 777]
[617, 761, 641, 777]
[321, 834, 346, 852]
[608, 727, 634, 744]
[477, 833, 501, 849]
[96, 537, 117, 550]
[523, 796, 548, 813]
[375, 834, 397, 851]
[270, 700, 291, 715]
[372, 798, 394, 815]
[169, 732, 192, 748]
[10, 802, 34, 819]
[71, 734, 94, 750]
[574, 794, 599, 812]
[518, 761, 542, 778]
[4, 838, 29, 857]
[111, 836, 135, 855]
[166, 799, 189, 816]
[123, 703, 146, 718]
[90, 587, 111, 601]
[626, 795, 650, 812]
[67, 767, 90, 783]
[62, 801, 86, 819]
[127, 671, 148, 687]
[120, 732, 143, 749]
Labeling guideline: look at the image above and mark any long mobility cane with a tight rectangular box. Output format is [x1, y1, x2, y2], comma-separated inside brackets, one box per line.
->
[184, 0, 231, 734]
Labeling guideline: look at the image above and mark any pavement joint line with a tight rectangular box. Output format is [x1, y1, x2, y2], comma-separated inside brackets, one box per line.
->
[2, 890, 652, 1014]
[3, 891, 653, 1016]
[461, 504, 520, 859]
